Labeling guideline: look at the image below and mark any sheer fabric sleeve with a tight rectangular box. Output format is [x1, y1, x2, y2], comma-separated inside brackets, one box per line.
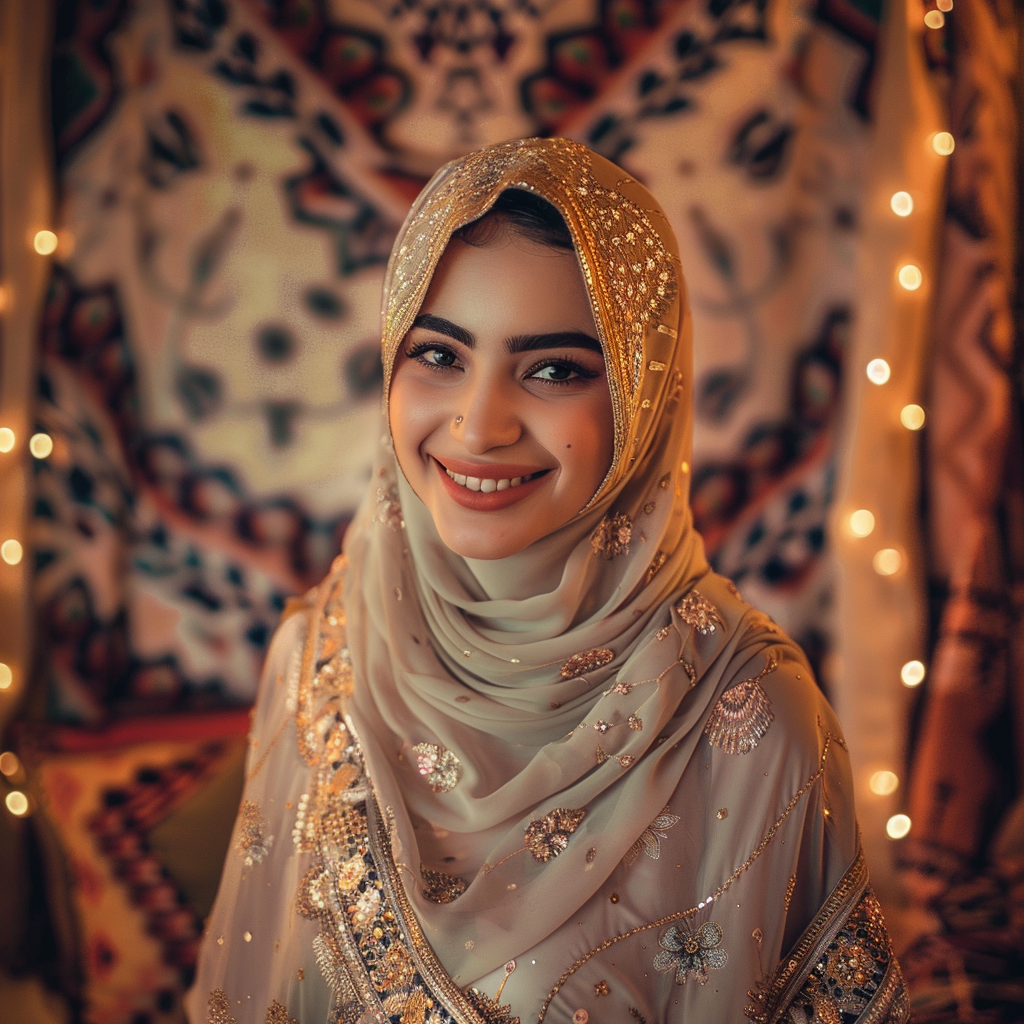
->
[184, 608, 332, 1024]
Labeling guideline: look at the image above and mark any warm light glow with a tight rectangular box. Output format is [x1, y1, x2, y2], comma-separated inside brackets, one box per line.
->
[901, 660, 926, 687]
[898, 264, 923, 291]
[5, 791, 29, 817]
[0, 664, 11, 690]
[0, 752, 20, 777]
[33, 230, 58, 256]
[873, 548, 902, 576]
[924, 9, 945, 27]
[890, 192, 913, 217]
[1, 540, 23, 566]
[866, 359, 891, 385]
[0, 286, 9, 313]
[870, 770, 900, 796]
[937, 0, 952, 9]
[901, 404, 926, 430]
[0, 428, 14, 453]
[886, 814, 911, 839]
[932, 132, 955, 156]
[849, 509, 875, 538]
[29, 433, 53, 459]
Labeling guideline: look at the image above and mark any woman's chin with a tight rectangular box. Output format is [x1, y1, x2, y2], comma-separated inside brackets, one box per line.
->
[435, 525, 533, 561]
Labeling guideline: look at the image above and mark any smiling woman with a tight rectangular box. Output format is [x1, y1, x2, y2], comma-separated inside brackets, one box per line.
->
[188, 139, 907, 1024]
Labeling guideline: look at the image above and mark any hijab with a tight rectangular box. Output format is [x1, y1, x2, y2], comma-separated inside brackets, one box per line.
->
[339, 137, 780, 984]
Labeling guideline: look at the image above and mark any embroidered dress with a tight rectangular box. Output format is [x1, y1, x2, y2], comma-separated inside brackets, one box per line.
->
[187, 139, 906, 1024]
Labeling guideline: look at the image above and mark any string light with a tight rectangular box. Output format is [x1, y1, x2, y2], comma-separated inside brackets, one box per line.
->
[932, 132, 955, 156]
[869, 770, 900, 796]
[901, 660, 926, 687]
[937, 0, 952, 9]
[898, 264, 923, 291]
[0, 752, 19, 777]
[886, 814, 911, 839]
[0, 664, 11, 690]
[924, 9, 945, 28]
[5, 791, 29, 817]
[29, 433, 53, 459]
[873, 548, 902, 576]
[0, 428, 14, 453]
[866, 359, 891, 385]
[33, 230, 58, 256]
[849, 509, 875, 537]
[900, 404, 926, 430]
[1, 540, 23, 566]
[890, 192, 913, 217]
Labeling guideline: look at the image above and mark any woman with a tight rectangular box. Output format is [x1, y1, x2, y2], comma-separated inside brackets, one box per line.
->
[187, 138, 907, 1024]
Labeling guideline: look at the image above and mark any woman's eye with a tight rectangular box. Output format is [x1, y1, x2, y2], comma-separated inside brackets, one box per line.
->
[530, 363, 577, 382]
[425, 348, 457, 367]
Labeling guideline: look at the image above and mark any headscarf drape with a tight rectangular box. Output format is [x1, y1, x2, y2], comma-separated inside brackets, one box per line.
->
[340, 137, 782, 982]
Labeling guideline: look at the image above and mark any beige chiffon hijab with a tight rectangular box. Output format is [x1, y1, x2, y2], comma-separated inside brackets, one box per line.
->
[340, 138, 784, 984]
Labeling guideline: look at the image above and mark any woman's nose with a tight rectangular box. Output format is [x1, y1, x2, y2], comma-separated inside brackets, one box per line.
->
[453, 374, 522, 452]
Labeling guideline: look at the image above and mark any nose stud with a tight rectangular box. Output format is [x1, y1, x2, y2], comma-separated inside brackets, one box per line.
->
[454, 415, 463, 425]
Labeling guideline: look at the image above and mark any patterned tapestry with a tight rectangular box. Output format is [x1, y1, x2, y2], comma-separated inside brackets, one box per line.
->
[37, 0, 894, 723]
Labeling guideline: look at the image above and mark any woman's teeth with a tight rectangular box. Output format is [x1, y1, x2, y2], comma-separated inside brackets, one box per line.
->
[445, 469, 541, 493]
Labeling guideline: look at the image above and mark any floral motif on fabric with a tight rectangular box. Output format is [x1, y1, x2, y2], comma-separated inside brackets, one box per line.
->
[411, 742, 463, 793]
[591, 513, 633, 559]
[746, 875, 909, 1024]
[705, 654, 778, 755]
[421, 864, 468, 904]
[372, 483, 404, 530]
[235, 800, 274, 866]
[654, 921, 728, 985]
[561, 647, 615, 679]
[465, 987, 521, 1024]
[524, 807, 587, 862]
[624, 806, 681, 865]
[207, 989, 237, 1024]
[644, 550, 668, 583]
[264, 1000, 298, 1024]
[676, 590, 724, 635]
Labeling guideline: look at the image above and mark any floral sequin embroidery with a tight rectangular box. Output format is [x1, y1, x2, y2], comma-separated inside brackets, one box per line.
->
[421, 865, 468, 904]
[372, 484, 404, 530]
[207, 989, 237, 1024]
[591, 513, 633, 558]
[644, 550, 668, 583]
[264, 1000, 298, 1024]
[524, 808, 587, 862]
[624, 807, 681, 865]
[466, 987, 521, 1024]
[235, 800, 273, 866]
[654, 921, 728, 985]
[704, 655, 777, 755]
[411, 742, 463, 793]
[561, 648, 614, 679]
[676, 591, 724, 635]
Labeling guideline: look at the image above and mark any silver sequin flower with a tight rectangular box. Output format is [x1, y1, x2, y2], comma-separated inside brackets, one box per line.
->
[653, 922, 728, 985]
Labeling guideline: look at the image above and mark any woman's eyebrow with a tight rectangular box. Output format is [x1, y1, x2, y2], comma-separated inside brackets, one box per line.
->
[412, 313, 475, 347]
[506, 332, 602, 355]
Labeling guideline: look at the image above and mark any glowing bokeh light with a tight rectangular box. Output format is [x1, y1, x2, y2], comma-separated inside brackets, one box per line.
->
[0, 428, 14, 453]
[870, 770, 900, 796]
[1, 540, 23, 565]
[873, 548, 902, 576]
[5, 791, 29, 816]
[898, 264, 923, 291]
[937, 0, 952, 9]
[886, 814, 911, 839]
[29, 433, 53, 459]
[0, 664, 11, 690]
[890, 192, 913, 217]
[33, 231, 58, 256]
[933, 132, 955, 156]
[924, 9, 945, 27]
[0, 752, 20, 777]
[849, 509, 875, 538]
[866, 359, 891, 385]
[901, 660, 926, 687]
[901, 404, 926, 430]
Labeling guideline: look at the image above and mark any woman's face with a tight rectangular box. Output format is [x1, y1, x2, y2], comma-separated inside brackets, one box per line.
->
[389, 228, 614, 560]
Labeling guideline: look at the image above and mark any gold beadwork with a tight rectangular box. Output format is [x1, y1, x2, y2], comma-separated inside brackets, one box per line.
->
[561, 648, 615, 679]
[705, 654, 778, 755]
[591, 513, 633, 558]
[411, 742, 463, 793]
[594, 981, 610, 997]
[372, 484, 404, 530]
[625, 807, 682, 865]
[628, 714, 643, 731]
[676, 591, 724, 635]
[235, 800, 274, 866]
[717, 808, 728, 820]
[524, 808, 587, 862]
[264, 1000, 298, 1024]
[421, 865, 468, 904]
[465, 988, 520, 1024]
[207, 990, 237, 1024]
[644, 550, 668, 583]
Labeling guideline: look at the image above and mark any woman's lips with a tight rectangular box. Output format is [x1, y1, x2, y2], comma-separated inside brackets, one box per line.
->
[432, 458, 550, 511]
